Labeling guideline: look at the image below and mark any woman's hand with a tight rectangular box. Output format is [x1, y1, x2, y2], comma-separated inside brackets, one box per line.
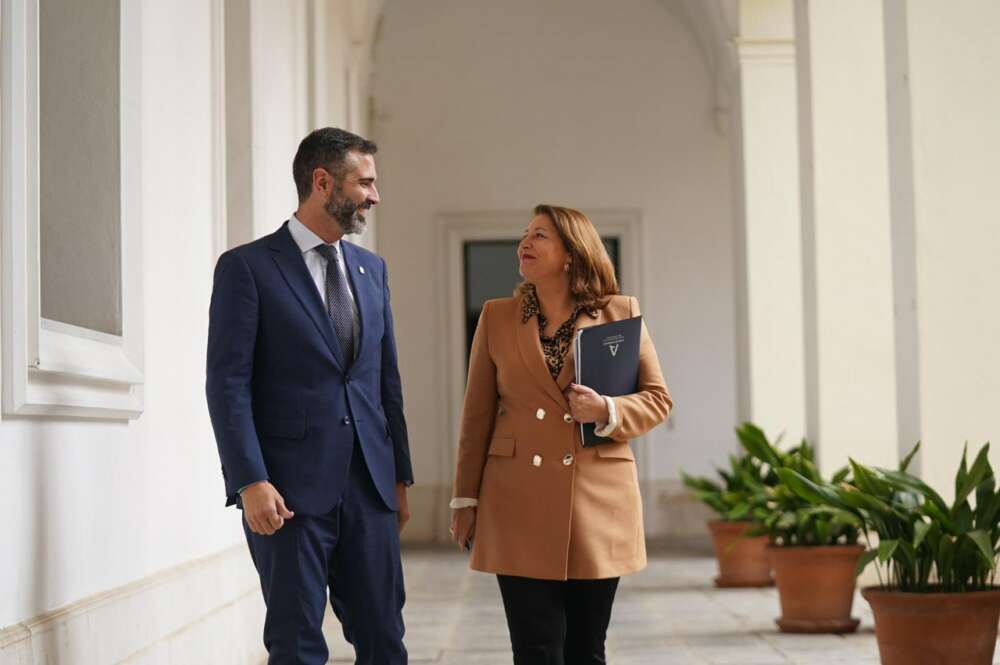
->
[450, 507, 477, 550]
[565, 383, 610, 424]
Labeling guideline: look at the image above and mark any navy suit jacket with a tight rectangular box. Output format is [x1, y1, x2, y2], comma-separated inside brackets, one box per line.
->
[206, 222, 413, 515]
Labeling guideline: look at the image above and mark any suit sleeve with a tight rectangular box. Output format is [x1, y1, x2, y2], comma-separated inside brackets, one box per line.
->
[206, 250, 268, 505]
[380, 258, 414, 485]
[609, 296, 673, 441]
[452, 301, 499, 499]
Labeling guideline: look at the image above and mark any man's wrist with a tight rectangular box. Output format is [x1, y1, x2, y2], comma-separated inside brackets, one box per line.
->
[238, 479, 267, 495]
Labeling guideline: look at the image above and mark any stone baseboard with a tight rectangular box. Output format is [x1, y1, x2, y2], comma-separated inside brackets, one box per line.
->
[0, 545, 266, 665]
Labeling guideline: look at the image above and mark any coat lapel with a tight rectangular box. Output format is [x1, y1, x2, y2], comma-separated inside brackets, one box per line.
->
[515, 296, 570, 409]
[556, 309, 605, 392]
[268, 224, 345, 370]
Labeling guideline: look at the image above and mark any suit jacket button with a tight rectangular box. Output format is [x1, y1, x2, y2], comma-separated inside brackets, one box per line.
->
[343, 417, 351, 425]
[563, 413, 574, 424]
[532, 454, 543, 467]
[562, 454, 574, 466]
[536, 408, 546, 420]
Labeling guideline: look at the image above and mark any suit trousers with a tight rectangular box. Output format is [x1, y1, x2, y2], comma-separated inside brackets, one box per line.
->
[496, 574, 620, 665]
[244, 439, 407, 665]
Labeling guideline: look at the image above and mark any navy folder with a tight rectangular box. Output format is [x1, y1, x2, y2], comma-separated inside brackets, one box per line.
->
[574, 316, 642, 447]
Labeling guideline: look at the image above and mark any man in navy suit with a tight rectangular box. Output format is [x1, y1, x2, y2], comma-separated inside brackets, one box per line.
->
[206, 128, 413, 664]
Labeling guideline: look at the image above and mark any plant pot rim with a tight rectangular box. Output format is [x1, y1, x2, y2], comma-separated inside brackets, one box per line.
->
[708, 519, 757, 527]
[766, 543, 865, 551]
[862, 585, 1000, 599]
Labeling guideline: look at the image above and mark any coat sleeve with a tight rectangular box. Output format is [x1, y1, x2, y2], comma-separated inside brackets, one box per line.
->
[379, 257, 414, 485]
[452, 300, 499, 499]
[205, 250, 268, 505]
[609, 296, 672, 441]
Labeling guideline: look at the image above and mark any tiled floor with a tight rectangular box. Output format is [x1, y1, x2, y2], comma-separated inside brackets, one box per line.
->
[323, 548, 907, 664]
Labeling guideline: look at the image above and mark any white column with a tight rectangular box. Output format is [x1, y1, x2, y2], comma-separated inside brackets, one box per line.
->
[734, 0, 807, 446]
[795, 0, 900, 472]
[902, 1, 1000, 496]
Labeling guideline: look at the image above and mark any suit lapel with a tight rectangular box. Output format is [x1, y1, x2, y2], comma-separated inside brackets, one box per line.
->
[340, 241, 371, 360]
[515, 297, 570, 409]
[269, 224, 345, 370]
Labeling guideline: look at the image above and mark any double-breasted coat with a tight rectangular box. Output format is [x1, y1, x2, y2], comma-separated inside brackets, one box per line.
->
[453, 293, 672, 580]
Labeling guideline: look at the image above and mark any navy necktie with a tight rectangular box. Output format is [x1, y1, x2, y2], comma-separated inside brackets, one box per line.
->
[314, 244, 355, 364]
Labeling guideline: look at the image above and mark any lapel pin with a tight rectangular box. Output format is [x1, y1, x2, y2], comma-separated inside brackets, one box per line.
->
[359, 266, 366, 275]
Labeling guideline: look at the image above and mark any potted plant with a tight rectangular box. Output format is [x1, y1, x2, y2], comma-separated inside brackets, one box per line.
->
[682, 449, 773, 587]
[737, 423, 865, 634]
[780, 442, 1000, 665]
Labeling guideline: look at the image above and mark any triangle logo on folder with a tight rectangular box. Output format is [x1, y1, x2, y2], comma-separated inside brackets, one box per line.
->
[609, 344, 619, 357]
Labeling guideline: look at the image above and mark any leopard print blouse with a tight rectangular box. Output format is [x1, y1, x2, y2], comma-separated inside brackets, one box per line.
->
[521, 285, 599, 379]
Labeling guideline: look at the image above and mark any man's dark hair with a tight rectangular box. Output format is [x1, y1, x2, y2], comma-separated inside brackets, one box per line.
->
[292, 127, 378, 201]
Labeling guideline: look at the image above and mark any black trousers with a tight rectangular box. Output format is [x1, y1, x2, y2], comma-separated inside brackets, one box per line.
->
[496, 574, 620, 665]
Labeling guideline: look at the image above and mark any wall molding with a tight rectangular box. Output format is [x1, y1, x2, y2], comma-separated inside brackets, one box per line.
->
[1, 0, 144, 420]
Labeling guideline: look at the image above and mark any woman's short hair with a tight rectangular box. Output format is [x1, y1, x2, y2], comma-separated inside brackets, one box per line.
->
[515, 204, 620, 309]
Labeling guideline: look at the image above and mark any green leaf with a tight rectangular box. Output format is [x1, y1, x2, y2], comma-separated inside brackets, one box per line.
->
[967, 530, 996, 569]
[736, 423, 781, 468]
[855, 548, 878, 577]
[878, 539, 900, 563]
[682, 473, 722, 493]
[899, 442, 921, 473]
[955, 443, 992, 508]
[879, 468, 950, 516]
[955, 443, 969, 501]
[725, 502, 752, 520]
[775, 468, 836, 506]
[913, 520, 932, 550]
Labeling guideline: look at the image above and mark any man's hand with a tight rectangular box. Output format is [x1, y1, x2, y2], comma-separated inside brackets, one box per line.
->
[396, 482, 411, 533]
[450, 507, 476, 551]
[565, 383, 609, 424]
[242, 481, 294, 536]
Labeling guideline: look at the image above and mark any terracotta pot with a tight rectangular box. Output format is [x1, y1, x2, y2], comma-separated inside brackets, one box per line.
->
[862, 587, 1000, 665]
[768, 544, 864, 633]
[707, 520, 772, 588]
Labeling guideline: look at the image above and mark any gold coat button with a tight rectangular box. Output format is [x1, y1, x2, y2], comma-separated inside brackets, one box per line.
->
[562, 454, 574, 466]
[532, 454, 543, 467]
[563, 413, 574, 424]
[536, 408, 546, 420]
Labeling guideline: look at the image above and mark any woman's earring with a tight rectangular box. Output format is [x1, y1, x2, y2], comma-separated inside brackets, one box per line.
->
[564, 262, 570, 273]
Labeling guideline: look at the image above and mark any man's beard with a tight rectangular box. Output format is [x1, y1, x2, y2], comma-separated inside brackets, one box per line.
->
[325, 192, 368, 235]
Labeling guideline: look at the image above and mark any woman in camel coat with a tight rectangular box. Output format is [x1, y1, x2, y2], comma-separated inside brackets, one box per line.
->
[450, 204, 672, 664]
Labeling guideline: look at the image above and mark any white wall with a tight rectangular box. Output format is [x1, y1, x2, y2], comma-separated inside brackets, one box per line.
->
[0, 0, 233, 630]
[372, 0, 737, 538]
[1, 2, 369, 659]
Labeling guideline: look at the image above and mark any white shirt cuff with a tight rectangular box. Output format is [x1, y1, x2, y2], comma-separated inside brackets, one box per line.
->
[450, 497, 479, 509]
[594, 395, 619, 437]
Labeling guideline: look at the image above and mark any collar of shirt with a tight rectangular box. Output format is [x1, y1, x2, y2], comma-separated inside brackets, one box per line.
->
[288, 214, 342, 257]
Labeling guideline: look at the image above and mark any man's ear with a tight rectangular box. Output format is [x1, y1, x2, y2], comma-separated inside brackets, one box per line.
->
[312, 167, 332, 197]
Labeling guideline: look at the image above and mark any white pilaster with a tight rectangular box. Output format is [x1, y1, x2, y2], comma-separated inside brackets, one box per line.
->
[795, 0, 900, 472]
[903, 1, 1000, 496]
[734, 0, 807, 446]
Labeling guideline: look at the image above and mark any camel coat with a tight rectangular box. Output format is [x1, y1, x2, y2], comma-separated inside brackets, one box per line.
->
[453, 294, 672, 580]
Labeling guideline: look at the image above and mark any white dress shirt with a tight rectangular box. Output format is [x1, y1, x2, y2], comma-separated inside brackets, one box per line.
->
[287, 214, 360, 352]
